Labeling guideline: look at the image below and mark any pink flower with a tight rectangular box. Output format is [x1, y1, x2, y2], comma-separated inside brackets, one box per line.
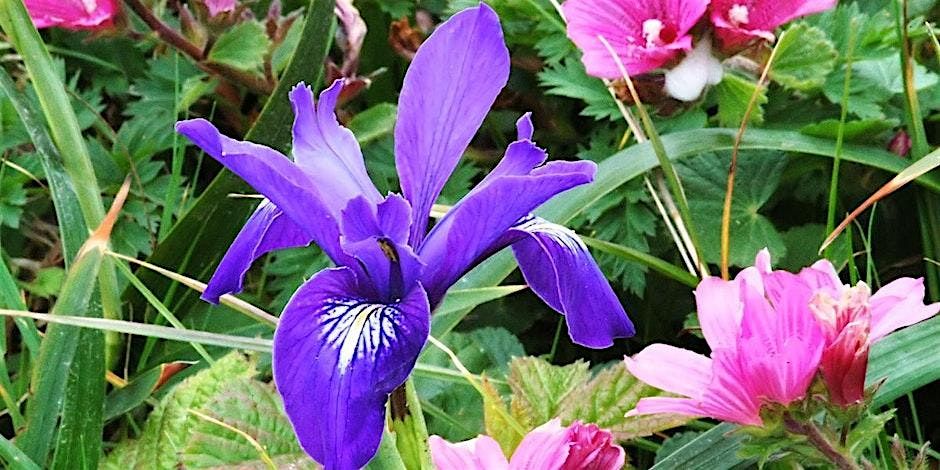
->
[625, 250, 826, 426]
[429, 419, 625, 470]
[709, 0, 837, 50]
[204, 0, 236, 17]
[24, 0, 118, 30]
[800, 260, 939, 406]
[563, 0, 709, 78]
[888, 130, 912, 157]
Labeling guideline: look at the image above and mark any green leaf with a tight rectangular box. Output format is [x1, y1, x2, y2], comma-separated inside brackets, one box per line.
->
[650, 423, 751, 470]
[52, 327, 105, 470]
[800, 118, 897, 142]
[845, 410, 894, 458]
[417, 327, 524, 440]
[677, 151, 787, 267]
[347, 103, 398, 146]
[0, 435, 40, 470]
[482, 378, 524, 455]
[180, 377, 312, 468]
[431, 286, 527, 337]
[714, 74, 767, 127]
[434, 127, 940, 338]
[103, 366, 164, 422]
[207, 21, 272, 73]
[134, 0, 335, 327]
[771, 23, 838, 91]
[18, 246, 103, 464]
[557, 364, 691, 441]
[868, 316, 940, 407]
[389, 380, 432, 470]
[507, 357, 590, 427]
[539, 58, 619, 121]
[101, 353, 257, 468]
[778, 224, 851, 272]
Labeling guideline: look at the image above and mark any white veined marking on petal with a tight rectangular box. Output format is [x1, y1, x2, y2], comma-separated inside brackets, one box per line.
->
[728, 5, 750, 26]
[515, 217, 588, 252]
[642, 19, 665, 48]
[321, 300, 400, 374]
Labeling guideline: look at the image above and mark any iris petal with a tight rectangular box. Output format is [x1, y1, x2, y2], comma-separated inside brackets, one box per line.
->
[176, 119, 351, 265]
[510, 217, 635, 347]
[203, 200, 312, 303]
[419, 140, 594, 306]
[273, 267, 430, 470]
[289, 81, 381, 208]
[395, 3, 510, 245]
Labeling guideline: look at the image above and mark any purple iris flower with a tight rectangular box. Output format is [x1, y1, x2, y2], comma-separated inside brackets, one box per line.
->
[176, 4, 633, 469]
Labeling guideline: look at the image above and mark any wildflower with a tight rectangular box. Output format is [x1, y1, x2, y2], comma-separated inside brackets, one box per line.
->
[709, 0, 837, 50]
[24, 0, 118, 30]
[801, 260, 939, 406]
[204, 0, 236, 17]
[888, 130, 912, 157]
[429, 419, 625, 470]
[625, 250, 825, 426]
[176, 5, 634, 469]
[563, 0, 709, 78]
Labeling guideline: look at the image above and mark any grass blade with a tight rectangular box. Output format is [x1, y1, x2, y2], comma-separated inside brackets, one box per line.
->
[582, 237, 699, 288]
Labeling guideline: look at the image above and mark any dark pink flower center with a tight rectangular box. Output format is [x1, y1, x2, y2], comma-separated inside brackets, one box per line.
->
[640, 19, 678, 48]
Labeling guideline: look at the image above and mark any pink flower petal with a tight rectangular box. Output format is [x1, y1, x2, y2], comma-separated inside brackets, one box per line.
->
[430, 435, 510, 470]
[24, 0, 117, 30]
[694, 277, 742, 351]
[509, 419, 572, 470]
[869, 277, 940, 341]
[710, 0, 837, 50]
[624, 344, 712, 399]
[563, 0, 708, 77]
[205, 0, 236, 17]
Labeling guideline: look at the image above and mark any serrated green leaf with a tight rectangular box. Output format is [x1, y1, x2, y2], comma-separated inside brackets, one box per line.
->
[772, 23, 838, 91]
[846, 410, 894, 458]
[482, 379, 524, 456]
[677, 151, 787, 266]
[181, 377, 312, 468]
[539, 58, 619, 121]
[207, 21, 272, 73]
[714, 74, 766, 127]
[507, 357, 590, 427]
[558, 363, 691, 440]
[101, 353, 256, 468]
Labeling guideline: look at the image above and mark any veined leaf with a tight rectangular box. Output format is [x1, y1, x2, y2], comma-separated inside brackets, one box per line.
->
[714, 74, 767, 127]
[772, 23, 838, 91]
[650, 423, 750, 469]
[508, 357, 590, 428]
[207, 21, 272, 73]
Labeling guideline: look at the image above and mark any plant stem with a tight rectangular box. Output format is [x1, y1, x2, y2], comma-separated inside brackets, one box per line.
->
[783, 414, 861, 470]
[825, 22, 858, 260]
[720, 40, 781, 279]
[122, 0, 274, 95]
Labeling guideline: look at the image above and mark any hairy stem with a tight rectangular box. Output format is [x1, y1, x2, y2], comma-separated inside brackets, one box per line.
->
[784, 414, 861, 470]
[123, 0, 274, 95]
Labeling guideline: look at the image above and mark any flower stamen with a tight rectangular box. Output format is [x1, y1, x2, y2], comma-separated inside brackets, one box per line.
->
[728, 4, 750, 26]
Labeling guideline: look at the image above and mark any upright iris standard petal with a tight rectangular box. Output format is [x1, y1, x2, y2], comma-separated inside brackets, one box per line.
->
[509, 217, 634, 348]
[203, 200, 312, 303]
[273, 268, 430, 470]
[289, 81, 382, 206]
[419, 140, 595, 305]
[176, 119, 350, 265]
[394, 3, 510, 245]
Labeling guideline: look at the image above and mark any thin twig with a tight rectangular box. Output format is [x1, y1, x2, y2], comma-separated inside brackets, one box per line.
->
[783, 414, 861, 470]
[719, 41, 781, 279]
[122, 0, 274, 95]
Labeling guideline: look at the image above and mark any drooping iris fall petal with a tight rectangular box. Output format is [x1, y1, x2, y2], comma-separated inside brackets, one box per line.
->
[563, 0, 709, 78]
